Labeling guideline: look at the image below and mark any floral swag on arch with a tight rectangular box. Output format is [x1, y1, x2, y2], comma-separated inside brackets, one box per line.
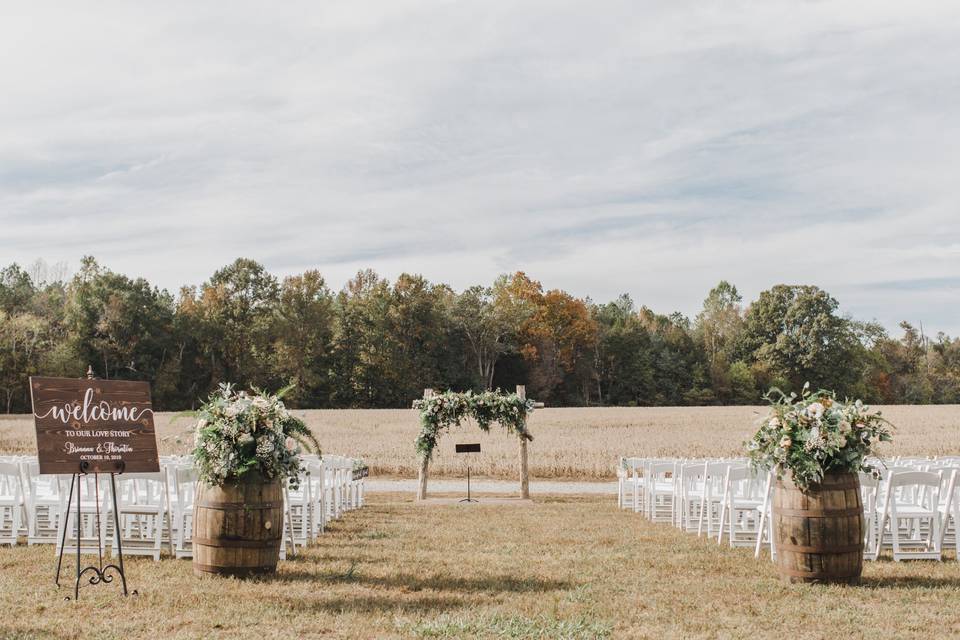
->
[413, 389, 535, 461]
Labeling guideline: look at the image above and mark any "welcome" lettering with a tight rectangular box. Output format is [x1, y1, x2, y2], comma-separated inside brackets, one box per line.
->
[34, 388, 153, 426]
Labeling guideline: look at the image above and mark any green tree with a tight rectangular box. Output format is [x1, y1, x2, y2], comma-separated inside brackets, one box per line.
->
[592, 295, 655, 405]
[739, 285, 859, 395]
[383, 273, 458, 404]
[191, 258, 280, 388]
[331, 269, 394, 406]
[695, 281, 745, 403]
[452, 281, 532, 390]
[0, 311, 48, 412]
[271, 270, 336, 407]
[64, 257, 176, 382]
[0, 264, 36, 314]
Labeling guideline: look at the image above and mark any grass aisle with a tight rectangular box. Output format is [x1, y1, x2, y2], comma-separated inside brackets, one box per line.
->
[1, 495, 958, 639]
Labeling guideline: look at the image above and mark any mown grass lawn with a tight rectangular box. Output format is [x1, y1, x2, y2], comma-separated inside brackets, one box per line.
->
[1, 494, 958, 639]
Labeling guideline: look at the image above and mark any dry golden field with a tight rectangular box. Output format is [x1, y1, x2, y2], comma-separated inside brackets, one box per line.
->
[0, 494, 957, 639]
[2, 405, 959, 479]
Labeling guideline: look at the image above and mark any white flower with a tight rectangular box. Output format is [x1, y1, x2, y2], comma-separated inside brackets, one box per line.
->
[806, 402, 825, 419]
[225, 405, 239, 418]
[197, 418, 207, 430]
[256, 437, 275, 455]
[768, 417, 780, 429]
[285, 437, 297, 452]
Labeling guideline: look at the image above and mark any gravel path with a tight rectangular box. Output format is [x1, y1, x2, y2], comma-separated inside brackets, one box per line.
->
[365, 478, 616, 495]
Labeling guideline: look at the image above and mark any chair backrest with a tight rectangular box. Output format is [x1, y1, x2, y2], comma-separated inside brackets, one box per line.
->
[889, 471, 941, 489]
[0, 463, 22, 496]
[172, 465, 197, 505]
[115, 472, 166, 505]
[649, 462, 675, 476]
[725, 466, 751, 483]
[859, 472, 880, 489]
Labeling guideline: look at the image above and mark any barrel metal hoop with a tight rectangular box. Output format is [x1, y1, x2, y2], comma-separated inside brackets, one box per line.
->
[777, 565, 861, 578]
[192, 537, 281, 548]
[774, 507, 862, 518]
[776, 542, 863, 554]
[195, 502, 280, 510]
[193, 563, 275, 575]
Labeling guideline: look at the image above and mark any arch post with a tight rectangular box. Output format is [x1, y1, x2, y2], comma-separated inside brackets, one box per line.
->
[416, 389, 434, 501]
[517, 385, 530, 499]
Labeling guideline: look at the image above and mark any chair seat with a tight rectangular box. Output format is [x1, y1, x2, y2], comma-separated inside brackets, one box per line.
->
[115, 504, 163, 515]
[892, 505, 936, 517]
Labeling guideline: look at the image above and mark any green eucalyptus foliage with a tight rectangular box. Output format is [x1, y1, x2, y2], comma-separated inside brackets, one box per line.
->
[413, 390, 535, 461]
[746, 383, 894, 491]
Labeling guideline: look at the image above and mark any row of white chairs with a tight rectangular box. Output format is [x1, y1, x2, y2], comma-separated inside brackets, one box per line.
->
[618, 456, 960, 562]
[0, 454, 366, 561]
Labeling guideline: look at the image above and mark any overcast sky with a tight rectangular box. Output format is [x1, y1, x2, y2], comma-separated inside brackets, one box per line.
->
[2, 1, 959, 336]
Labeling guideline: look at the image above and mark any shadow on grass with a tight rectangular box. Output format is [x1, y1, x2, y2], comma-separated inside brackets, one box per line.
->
[279, 593, 468, 614]
[858, 575, 960, 589]
[275, 566, 573, 594]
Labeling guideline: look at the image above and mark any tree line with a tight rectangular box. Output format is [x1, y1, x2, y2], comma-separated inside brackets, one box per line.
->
[1, 257, 957, 413]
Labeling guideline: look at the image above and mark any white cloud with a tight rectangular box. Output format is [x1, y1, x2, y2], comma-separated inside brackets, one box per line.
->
[1, 0, 959, 334]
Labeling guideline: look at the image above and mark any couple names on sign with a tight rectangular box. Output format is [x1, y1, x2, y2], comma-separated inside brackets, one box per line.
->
[29, 376, 160, 474]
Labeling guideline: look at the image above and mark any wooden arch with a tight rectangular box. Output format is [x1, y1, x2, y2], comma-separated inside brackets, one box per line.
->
[415, 385, 541, 500]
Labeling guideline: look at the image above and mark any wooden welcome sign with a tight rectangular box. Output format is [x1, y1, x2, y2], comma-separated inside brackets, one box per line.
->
[29, 376, 160, 474]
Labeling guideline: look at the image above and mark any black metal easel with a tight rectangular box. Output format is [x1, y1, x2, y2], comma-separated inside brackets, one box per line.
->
[54, 459, 133, 600]
[53, 367, 134, 600]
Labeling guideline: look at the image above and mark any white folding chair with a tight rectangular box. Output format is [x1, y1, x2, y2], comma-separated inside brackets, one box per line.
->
[677, 462, 706, 533]
[106, 472, 171, 561]
[304, 457, 326, 538]
[698, 462, 731, 538]
[646, 461, 676, 524]
[0, 462, 25, 546]
[56, 474, 109, 557]
[21, 460, 62, 545]
[170, 465, 197, 559]
[859, 472, 882, 560]
[753, 469, 776, 560]
[876, 470, 944, 561]
[716, 466, 763, 548]
[936, 469, 959, 559]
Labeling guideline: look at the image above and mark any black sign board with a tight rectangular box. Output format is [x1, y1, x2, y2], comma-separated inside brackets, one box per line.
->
[455, 443, 481, 453]
[30, 376, 160, 474]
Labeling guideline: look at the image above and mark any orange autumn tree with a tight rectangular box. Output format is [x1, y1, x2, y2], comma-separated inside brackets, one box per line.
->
[498, 272, 599, 403]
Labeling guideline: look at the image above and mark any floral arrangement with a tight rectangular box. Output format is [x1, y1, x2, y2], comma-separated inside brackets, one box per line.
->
[413, 389, 535, 460]
[352, 459, 369, 480]
[192, 384, 320, 488]
[746, 384, 893, 490]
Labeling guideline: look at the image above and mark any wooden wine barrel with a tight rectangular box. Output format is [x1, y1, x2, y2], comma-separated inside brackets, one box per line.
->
[772, 471, 864, 584]
[192, 473, 283, 578]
